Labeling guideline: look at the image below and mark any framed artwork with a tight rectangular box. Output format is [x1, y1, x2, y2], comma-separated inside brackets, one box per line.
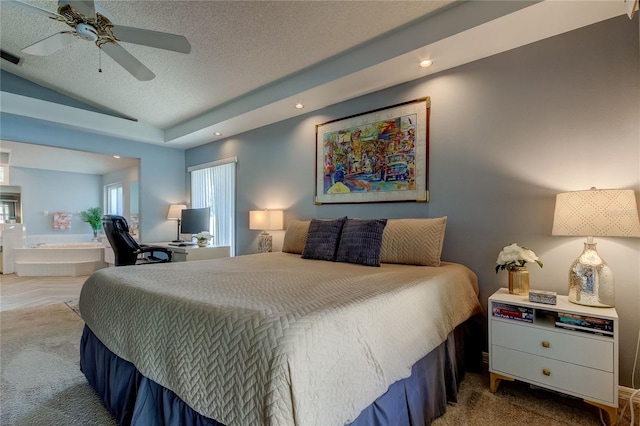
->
[315, 97, 430, 204]
[53, 212, 72, 230]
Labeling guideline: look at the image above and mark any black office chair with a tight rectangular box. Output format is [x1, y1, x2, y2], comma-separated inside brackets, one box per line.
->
[102, 215, 172, 266]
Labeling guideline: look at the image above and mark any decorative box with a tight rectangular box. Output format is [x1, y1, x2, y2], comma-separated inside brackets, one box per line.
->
[528, 289, 557, 305]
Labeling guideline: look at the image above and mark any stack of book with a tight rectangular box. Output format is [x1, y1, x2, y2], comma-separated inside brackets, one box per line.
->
[555, 312, 614, 336]
[492, 302, 534, 323]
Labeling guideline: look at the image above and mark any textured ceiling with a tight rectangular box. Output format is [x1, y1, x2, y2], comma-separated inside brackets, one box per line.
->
[0, 0, 631, 153]
[0, 1, 451, 125]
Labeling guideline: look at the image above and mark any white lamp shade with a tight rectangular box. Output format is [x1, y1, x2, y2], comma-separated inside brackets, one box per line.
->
[249, 210, 284, 231]
[552, 188, 640, 237]
[167, 204, 187, 220]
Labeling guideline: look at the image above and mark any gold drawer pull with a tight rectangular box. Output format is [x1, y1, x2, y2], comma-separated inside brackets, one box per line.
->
[541, 341, 550, 348]
[542, 369, 551, 376]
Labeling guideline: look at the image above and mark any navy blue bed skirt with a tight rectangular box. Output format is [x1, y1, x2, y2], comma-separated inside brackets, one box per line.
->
[80, 318, 481, 426]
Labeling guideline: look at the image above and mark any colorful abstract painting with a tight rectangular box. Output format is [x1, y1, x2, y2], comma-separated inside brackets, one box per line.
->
[315, 98, 430, 204]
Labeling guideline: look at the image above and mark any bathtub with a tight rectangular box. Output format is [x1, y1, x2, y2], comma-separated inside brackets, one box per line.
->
[13, 242, 108, 277]
[35, 242, 104, 249]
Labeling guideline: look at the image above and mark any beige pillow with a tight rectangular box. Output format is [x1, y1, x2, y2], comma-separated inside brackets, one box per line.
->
[380, 217, 447, 266]
[282, 220, 311, 254]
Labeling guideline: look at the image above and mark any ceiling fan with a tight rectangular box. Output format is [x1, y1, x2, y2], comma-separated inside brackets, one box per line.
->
[10, 0, 191, 81]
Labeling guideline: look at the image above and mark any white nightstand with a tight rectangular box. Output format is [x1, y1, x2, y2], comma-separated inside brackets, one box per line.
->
[488, 288, 618, 425]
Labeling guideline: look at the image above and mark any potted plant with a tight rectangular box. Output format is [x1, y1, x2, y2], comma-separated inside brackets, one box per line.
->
[495, 243, 543, 295]
[195, 231, 212, 247]
[80, 207, 103, 241]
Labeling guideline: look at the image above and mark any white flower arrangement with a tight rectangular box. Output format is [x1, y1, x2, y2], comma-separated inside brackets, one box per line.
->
[195, 231, 212, 242]
[495, 243, 543, 273]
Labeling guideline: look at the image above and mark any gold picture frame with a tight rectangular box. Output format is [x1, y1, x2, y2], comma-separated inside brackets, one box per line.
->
[315, 97, 430, 204]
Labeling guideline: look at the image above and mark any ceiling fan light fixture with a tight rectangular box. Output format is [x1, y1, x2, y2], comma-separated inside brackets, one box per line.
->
[76, 23, 98, 42]
[14, 0, 191, 82]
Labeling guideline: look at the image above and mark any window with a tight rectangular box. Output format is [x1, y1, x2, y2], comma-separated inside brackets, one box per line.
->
[105, 183, 123, 216]
[0, 164, 8, 184]
[0, 201, 14, 223]
[189, 158, 236, 255]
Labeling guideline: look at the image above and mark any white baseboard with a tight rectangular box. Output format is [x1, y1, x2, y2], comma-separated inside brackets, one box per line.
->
[619, 385, 640, 402]
[482, 351, 639, 402]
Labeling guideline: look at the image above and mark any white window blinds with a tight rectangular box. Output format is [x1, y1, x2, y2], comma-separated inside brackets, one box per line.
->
[190, 159, 236, 255]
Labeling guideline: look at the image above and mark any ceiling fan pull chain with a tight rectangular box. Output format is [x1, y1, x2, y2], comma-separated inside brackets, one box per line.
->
[98, 49, 102, 73]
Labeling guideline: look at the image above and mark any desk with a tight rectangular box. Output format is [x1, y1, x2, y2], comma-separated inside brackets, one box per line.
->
[150, 243, 230, 262]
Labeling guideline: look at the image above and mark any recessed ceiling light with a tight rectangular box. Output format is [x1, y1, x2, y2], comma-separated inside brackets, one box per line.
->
[294, 103, 304, 109]
[113, 155, 120, 159]
[419, 60, 433, 68]
[214, 132, 222, 136]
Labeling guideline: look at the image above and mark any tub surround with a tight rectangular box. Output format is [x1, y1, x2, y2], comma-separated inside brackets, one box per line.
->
[24, 233, 105, 247]
[0, 223, 26, 274]
[12, 238, 108, 277]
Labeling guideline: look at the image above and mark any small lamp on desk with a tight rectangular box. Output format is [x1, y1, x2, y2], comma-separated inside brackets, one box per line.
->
[249, 210, 284, 253]
[167, 204, 187, 243]
[552, 188, 640, 307]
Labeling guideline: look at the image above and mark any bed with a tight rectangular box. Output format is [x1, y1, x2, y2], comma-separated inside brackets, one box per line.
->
[79, 217, 483, 425]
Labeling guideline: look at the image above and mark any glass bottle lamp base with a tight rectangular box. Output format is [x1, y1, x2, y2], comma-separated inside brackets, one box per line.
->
[568, 241, 614, 308]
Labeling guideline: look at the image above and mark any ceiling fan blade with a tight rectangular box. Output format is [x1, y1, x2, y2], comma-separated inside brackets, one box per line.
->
[22, 32, 77, 56]
[7, 0, 60, 19]
[59, 0, 95, 18]
[101, 42, 155, 81]
[113, 25, 191, 54]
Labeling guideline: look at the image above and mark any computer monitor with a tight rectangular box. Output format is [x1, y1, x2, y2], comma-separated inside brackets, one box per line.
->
[180, 207, 210, 235]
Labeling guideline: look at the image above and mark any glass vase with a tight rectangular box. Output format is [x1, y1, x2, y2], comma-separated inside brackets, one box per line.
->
[508, 266, 529, 295]
[568, 241, 614, 307]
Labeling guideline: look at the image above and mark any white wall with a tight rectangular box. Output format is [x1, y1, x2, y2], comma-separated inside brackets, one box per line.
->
[186, 16, 640, 386]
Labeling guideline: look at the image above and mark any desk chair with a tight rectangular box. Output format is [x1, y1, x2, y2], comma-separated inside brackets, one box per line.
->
[102, 215, 172, 266]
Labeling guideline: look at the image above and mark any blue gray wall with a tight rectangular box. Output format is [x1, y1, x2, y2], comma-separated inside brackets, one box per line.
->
[186, 16, 640, 387]
[9, 166, 102, 235]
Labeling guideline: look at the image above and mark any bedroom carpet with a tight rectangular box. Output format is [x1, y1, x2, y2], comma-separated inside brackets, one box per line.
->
[0, 302, 634, 426]
[432, 370, 633, 426]
[0, 302, 117, 426]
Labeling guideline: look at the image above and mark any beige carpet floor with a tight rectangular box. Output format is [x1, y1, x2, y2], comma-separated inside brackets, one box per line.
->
[433, 370, 633, 426]
[0, 302, 635, 425]
[0, 303, 117, 425]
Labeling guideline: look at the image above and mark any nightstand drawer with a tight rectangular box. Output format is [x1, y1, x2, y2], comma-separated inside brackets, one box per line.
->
[491, 319, 613, 371]
[491, 345, 615, 404]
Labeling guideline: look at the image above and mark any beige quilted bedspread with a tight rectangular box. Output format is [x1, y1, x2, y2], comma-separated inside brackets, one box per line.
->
[79, 252, 481, 426]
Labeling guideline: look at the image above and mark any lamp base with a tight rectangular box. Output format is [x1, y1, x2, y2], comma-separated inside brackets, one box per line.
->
[568, 241, 614, 308]
[172, 219, 182, 243]
[257, 232, 273, 253]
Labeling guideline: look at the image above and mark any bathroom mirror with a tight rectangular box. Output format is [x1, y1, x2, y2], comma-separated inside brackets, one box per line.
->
[0, 185, 22, 223]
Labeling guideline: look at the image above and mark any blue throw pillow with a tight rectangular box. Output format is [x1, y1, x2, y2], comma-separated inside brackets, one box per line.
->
[336, 218, 388, 266]
[301, 217, 347, 261]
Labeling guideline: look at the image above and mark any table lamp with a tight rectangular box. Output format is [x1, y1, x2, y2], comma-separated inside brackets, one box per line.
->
[249, 210, 284, 253]
[552, 188, 640, 307]
[167, 204, 187, 242]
